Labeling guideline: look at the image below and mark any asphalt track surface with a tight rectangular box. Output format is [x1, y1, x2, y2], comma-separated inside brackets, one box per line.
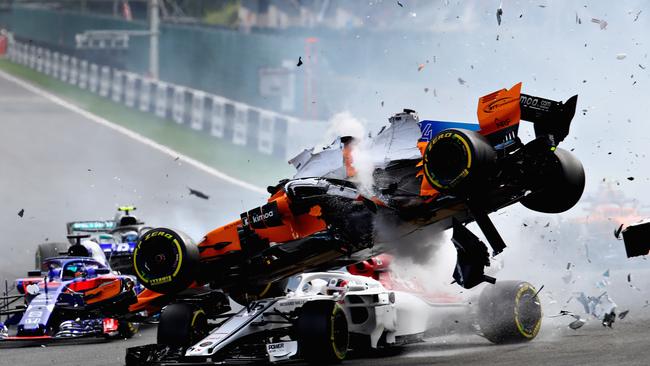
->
[1, 73, 650, 366]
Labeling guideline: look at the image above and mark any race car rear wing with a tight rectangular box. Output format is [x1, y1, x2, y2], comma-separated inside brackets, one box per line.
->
[66, 220, 116, 234]
[520, 92, 578, 144]
[477, 82, 578, 146]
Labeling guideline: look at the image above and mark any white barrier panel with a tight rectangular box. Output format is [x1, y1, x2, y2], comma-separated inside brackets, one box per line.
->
[99, 66, 110, 97]
[51, 52, 60, 79]
[124, 72, 137, 107]
[190, 90, 205, 130]
[22, 43, 28, 65]
[7, 41, 15, 62]
[210, 96, 225, 138]
[111, 70, 123, 102]
[35, 47, 43, 72]
[78, 60, 88, 89]
[88, 63, 98, 93]
[139, 78, 151, 112]
[258, 113, 275, 155]
[60, 54, 69, 82]
[155, 81, 168, 118]
[232, 104, 247, 146]
[28, 45, 36, 69]
[43, 50, 51, 75]
[172, 86, 185, 124]
[68, 57, 78, 85]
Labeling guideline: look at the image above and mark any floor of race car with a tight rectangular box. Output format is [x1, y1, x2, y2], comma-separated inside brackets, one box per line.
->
[0, 318, 648, 366]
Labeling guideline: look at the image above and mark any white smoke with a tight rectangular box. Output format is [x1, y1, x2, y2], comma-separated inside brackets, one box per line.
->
[324, 111, 377, 196]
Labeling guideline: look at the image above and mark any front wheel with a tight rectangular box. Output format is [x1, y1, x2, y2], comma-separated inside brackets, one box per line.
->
[478, 281, 542, 344]
[297, 300, 349, 364]
[157, 303, 208, 348]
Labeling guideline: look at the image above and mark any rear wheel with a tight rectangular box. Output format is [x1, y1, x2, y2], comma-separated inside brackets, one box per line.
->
[520, 148, 585, 213]
[157, 303, 208, 347]
[35, 242, 67, 268]
[297, 300, 349, 364]
[478, 281, 542, 344]
[423, 129, 496, 194]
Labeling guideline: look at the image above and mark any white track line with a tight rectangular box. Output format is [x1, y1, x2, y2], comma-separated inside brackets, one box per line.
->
[0, 68, 267, 195]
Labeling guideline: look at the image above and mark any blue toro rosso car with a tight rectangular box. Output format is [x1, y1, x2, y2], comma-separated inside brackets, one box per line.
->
[1, 236, 141, 344]
[35, 206, 153, 275]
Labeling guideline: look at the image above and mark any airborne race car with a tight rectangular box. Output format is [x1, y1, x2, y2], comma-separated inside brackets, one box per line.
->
[127, 83, 583, 363]
[35, 206, 152, 275]
[0, 235, 141, 344]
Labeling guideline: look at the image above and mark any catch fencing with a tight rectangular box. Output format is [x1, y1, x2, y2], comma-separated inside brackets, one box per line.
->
[6, 40, 306, 159]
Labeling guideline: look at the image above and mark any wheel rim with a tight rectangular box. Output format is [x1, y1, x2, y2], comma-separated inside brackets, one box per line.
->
[514, 284, 542, 339]
[331, 306, 349, 359]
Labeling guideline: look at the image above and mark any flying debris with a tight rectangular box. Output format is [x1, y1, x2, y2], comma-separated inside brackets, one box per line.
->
[397, 0, 404, 7]
[575, 12, 582, 24]
[639, 64, 646, 70]
[633, 10, 642, 22]
[615, 224, 624, 239]
[602, 311, 616, 327]
[553, 310, 586, 330]
[188, 187, 210, 200]
[591, 18, 608, 30]
[627, 273, 631, 282]
[627, 177, 635, 181]
[457, 77, 467, 85]
[17, 209, 24, 218]
[496, 5, 503, 26]
[616, 53, 627, 60]
[418, 63, 425, 71]
[619, 310, 629, 320]
[296, 56, 303, 67]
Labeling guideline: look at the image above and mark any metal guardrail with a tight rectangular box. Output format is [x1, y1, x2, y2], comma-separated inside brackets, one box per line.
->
[6, 40, 306, 159]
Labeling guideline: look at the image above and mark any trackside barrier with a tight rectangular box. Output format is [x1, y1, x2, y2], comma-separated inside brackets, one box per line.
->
[172, 85, 185, 124]
[78, 60, 88, 89]
[124, 72, 136, 108]
[88, 63, 98, 93]
[35, 47, 43, 72]
[111, 70, 122, 103]
[69, 57, 78, 85]
[51, 52, 59, 79]
[99, 66, 110, 97]
[190, 90, 205, 131]
[43, 50, 51, 75]
[60, 54, 69, 82]
[4, 40, 317, 159]
[139, 77, 151, 112]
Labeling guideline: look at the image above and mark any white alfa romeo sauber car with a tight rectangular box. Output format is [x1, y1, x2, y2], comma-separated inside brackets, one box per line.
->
[126, 270, 542, 365]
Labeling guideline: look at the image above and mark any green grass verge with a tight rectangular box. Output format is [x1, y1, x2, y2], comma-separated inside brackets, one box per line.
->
[0, 58, 293, 187]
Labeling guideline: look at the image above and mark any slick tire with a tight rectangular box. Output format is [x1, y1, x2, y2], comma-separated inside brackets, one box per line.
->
[478, 281, 542, 344]
[520, 148, 585, 213]
[157, 303, 208, 347]
[132, 228, 199, 294]
[297, 300, 349, 364]
[423, 128, 496, 194]
[35, 242, 67, 269]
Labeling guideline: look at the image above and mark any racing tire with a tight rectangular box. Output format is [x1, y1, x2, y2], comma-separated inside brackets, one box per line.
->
[478, 281, 542, 344]
[35, 242, 67, 269]
[157, 303, 208, 347]
[520, 148, 585, 213]
[118, 321, 139, 339]
[132, 228, 199, 294]
[297, 300, 349, 364]
[423, 128, 497, 194]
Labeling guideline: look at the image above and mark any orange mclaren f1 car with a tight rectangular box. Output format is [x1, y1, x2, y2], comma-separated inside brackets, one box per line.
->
[131, 83, 584, 302]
